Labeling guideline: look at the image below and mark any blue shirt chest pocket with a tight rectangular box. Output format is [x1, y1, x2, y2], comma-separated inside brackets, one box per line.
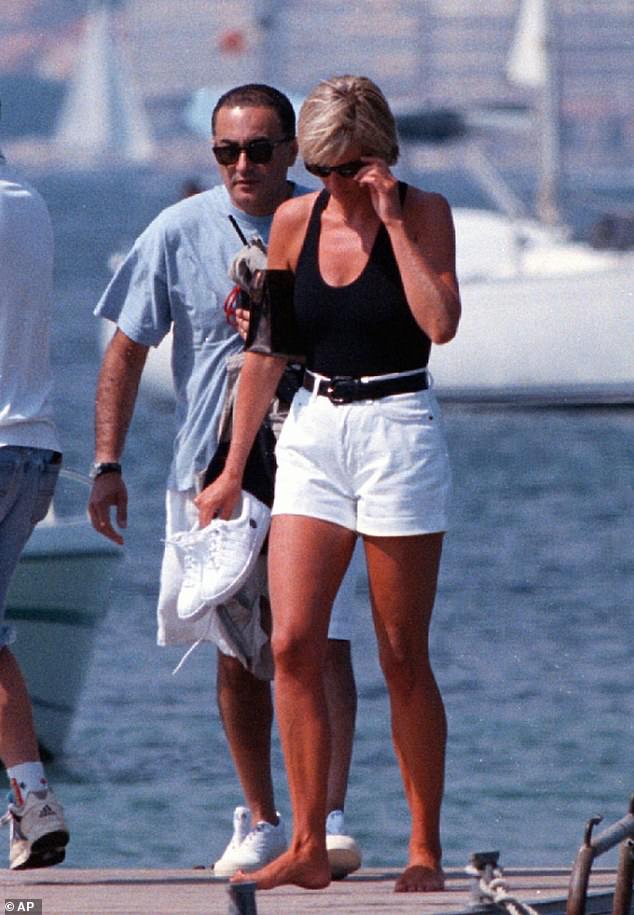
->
[189, 292, 223, 348]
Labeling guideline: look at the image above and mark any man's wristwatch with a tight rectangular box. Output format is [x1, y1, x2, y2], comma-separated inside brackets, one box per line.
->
[89, 461, 122, 481]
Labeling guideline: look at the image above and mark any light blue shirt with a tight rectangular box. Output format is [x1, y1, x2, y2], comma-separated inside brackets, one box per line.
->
[95, 182, 307, 491]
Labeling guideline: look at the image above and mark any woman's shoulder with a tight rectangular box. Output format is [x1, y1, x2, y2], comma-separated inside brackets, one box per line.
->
[275, 190, 320, 224]
[403, 184, 451, 215]
[402, 184, 453, 234]
[269, 191, 320, 268]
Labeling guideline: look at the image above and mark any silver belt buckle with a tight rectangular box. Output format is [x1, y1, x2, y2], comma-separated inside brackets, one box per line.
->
[326, 376, 358, 404]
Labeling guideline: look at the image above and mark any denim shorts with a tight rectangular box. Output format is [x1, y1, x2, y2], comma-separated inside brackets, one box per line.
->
[0, 447, 62, 646]
[273, 386, 452, 536]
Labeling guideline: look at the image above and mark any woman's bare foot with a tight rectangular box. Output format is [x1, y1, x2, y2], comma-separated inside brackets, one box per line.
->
[230, 847, 331, 891]
[395, 864, 445, 892]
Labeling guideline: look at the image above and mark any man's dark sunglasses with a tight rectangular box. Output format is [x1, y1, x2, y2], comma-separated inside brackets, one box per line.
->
[304, 160, 364, 179]
[212, 137, 291, 166]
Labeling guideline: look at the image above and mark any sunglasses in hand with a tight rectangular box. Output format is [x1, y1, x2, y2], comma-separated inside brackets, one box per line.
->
[212, 137, 291, 166]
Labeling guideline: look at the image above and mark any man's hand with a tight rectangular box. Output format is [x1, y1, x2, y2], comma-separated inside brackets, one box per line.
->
[235, 306, 250, 340]
[88, 473, 128, 545]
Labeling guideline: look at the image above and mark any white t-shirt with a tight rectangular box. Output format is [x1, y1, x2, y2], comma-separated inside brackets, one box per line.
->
[0, 155, 60, 452]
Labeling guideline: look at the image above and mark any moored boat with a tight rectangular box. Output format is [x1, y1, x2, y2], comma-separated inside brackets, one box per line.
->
[430, 208, 634, 404]
[5, 471, 123, 759]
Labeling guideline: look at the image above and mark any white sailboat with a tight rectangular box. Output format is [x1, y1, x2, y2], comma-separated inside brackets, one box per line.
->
[55, 2, 154, 166]
[506, 0, 547, 90]
[424, 0, 634, 403]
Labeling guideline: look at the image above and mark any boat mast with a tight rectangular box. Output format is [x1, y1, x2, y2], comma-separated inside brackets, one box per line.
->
[536, 0, 562, 225]
[254, 0, 285, 85]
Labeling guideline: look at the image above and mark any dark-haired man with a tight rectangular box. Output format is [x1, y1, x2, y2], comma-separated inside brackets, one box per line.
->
[88, 85, 361, 877]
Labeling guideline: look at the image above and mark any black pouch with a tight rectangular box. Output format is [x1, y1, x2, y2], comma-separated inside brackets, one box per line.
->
[245, 268, 305, 362]
[202, 423, 277, 509]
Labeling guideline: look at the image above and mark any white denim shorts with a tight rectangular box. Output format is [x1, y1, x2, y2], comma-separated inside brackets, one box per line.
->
[273, 385, 452, 536]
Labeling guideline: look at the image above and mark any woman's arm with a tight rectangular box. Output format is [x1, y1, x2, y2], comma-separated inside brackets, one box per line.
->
[196, 198, 313, 525]
[194, 352, 285, 525]
[359, 163, 461, 344]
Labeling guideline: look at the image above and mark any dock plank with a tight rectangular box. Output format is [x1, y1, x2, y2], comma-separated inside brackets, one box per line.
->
[0, 867, 623, 914]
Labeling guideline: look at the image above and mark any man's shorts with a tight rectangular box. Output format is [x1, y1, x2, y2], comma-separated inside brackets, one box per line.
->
[157, 488, 355, 675]
[273, 386, 451, 536]
[0, 447, 61, 648]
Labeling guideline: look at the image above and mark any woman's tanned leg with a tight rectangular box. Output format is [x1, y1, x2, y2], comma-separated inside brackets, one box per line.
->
[232, 514, 356, 890]
[364, 532, 447, 892]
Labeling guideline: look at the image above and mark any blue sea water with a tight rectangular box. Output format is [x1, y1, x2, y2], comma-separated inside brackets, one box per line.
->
[17, 167, 634, 872]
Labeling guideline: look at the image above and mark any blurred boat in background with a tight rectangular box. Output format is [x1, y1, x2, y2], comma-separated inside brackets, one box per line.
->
[54, 2, 155, 166]
[5, 471, 123, 759]
[431, 208, 634, 404]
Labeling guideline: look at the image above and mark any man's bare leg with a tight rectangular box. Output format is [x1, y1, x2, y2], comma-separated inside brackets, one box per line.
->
[0, 648, 39, 767]
[323, 639, 356, 813]
[216, 653, 277, 826]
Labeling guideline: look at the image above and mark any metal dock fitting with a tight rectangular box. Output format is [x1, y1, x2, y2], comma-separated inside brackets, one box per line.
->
[567, 793, 634, 915]
[227, 880, 258, 915]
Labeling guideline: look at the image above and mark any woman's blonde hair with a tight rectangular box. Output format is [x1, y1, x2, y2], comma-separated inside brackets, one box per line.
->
[298, 75, 399, 166]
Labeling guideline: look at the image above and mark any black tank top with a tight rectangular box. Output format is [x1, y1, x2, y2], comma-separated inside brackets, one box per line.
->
[293, 182, 431, 377]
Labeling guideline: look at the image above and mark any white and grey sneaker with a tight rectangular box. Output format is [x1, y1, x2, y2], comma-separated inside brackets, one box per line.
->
[168, 491, 271, 622]
[2, 788, 69, 870]
[325, 809, 362, 879]
[213, 808, 286, 877]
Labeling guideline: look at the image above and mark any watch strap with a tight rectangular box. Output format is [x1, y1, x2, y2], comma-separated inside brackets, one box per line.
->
[90, 461, 122, 480]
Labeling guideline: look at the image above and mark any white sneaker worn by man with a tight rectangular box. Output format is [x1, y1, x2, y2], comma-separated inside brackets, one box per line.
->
[2, 788, 69, 870]
[168, 490, 271, 622]
[213, 805, 286, 876]
[212, 805, 250, 875]
[326, 808, 362, 879]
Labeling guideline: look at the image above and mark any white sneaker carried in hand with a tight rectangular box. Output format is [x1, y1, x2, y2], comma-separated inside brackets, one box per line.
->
[325, 808, 362, 879]
[168, 490, 271, 622]
[213, 810, 286, 877]
[2, 788, 69, 870]
[168, 526, 212, 620]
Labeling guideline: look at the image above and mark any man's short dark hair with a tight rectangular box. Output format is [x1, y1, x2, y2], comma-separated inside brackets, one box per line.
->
[211, 84, 296, 138]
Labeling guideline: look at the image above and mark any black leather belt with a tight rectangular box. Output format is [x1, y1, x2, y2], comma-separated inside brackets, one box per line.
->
[303, 369, 429, 404]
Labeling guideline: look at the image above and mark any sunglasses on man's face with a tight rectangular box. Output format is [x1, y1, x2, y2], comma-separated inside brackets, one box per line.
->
[304, 160, 365, 179]
[212, 137, 290, 166]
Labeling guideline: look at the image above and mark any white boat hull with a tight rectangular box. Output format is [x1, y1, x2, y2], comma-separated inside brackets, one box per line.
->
[6, 516, 122, 758]
[431, 263, 634, 403]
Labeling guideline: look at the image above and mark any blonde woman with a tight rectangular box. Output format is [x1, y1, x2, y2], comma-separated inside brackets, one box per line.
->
[197, 75, 461, 893]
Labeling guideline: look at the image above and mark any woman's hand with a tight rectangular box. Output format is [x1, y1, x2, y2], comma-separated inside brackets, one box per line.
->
[356, 158, 402, 226]
[194, 470, 243, 527]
